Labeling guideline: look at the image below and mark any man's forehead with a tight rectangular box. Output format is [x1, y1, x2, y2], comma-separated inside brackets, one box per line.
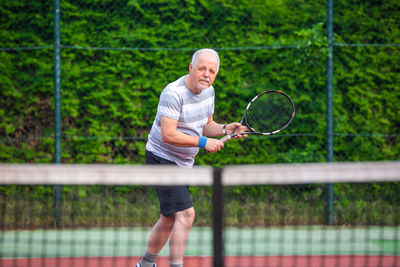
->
[198, 52, 218, 61]
[195, 54, 218, 67]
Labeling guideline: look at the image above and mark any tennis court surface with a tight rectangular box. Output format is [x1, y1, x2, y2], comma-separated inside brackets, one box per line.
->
[1, 162, 399, 267]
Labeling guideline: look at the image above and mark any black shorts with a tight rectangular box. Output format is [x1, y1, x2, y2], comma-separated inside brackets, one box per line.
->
[145, 150, 193, 217]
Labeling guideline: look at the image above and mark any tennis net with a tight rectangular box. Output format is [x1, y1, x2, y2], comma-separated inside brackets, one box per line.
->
[0, 161, 399, 267]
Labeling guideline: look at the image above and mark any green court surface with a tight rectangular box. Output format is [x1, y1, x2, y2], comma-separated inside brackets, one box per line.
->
[1, 226, 399, 258]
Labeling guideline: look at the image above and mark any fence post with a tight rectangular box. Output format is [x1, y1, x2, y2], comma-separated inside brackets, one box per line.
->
[326, 0, 334, 225]
[213, 167, 224, 267]
[53, 0, 62, 228]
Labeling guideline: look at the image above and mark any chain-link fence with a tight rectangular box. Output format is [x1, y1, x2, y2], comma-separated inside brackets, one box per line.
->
[1, 0, 400, 234]
[1, 0, 399, 165]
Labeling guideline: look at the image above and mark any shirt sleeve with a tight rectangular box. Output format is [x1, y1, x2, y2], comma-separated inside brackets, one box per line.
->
[209, 88, 215, 116]
[157, 90, 181, 120]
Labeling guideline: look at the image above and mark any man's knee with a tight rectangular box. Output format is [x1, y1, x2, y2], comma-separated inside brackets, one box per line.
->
[174, 207, 195, 228]
[159, 214, 175, 229]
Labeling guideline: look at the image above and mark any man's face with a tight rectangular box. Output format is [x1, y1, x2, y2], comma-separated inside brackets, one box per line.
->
[188, 53, 219, 94]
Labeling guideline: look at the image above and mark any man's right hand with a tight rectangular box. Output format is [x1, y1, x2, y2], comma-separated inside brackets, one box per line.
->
[204, 138, 224, 153]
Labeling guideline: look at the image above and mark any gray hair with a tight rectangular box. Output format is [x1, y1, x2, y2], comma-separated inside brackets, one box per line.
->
[191, 48, 220, 71]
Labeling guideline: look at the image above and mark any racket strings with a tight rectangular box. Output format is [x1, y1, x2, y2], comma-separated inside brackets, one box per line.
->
[246, 93, 293, 133]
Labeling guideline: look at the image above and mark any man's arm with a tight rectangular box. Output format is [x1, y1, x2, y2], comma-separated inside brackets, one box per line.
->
[161, 116, 199, 147]
[203, 115, 248, 138]
[161, 116, 224, 153]
[202, 116, 225, 137]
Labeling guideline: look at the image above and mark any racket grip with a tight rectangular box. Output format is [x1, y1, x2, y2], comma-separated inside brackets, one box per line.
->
[220, 134, 232, 143]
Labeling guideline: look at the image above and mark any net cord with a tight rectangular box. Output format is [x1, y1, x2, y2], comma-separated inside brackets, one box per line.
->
[0, 161, 399, 186]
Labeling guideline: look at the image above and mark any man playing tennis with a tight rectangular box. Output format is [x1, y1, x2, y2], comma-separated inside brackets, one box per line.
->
[136, 48, 247, 267]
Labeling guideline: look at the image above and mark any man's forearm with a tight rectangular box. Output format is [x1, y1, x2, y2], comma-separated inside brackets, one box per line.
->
[203, 121, 225, 137]
[162, 130, 201, 147]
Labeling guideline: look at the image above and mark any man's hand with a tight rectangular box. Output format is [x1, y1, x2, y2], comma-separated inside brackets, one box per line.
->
[204, 138, 224, 153]
[226, 122, 249, 139]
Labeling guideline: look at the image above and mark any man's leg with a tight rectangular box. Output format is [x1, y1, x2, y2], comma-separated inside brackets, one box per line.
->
[138, 215, 175, 267]
[139, 208, 195, 267]
[141, 151, 194, 267]
[147, 215, 175, 254]
[138, 150, 177, 266]
[169, 207, 195, 264]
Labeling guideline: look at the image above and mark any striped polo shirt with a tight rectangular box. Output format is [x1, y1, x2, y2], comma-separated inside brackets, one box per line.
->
[145, 75, 215, 167]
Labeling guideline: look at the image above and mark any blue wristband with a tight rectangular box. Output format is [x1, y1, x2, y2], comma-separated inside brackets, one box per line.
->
[197, 136, 207, 148]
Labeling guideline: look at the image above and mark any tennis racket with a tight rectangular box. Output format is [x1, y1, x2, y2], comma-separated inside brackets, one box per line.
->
[220, 90, 295, 143]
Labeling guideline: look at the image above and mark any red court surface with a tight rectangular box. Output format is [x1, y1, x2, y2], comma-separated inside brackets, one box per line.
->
[1, 255, 399, 267]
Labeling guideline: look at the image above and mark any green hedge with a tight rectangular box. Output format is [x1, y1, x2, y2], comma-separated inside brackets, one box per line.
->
[0, 0, 399, 228]
[1, 0, 398, 164]
[1, 182, 399, 229]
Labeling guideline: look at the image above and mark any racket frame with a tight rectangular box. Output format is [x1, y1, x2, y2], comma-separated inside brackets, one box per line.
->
[220, 90, 295, 143]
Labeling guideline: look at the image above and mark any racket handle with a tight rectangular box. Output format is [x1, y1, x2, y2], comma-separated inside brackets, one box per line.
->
[220, 134, 232, 143]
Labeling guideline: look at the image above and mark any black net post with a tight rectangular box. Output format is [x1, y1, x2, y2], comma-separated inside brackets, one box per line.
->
[213, 167, 224, 267]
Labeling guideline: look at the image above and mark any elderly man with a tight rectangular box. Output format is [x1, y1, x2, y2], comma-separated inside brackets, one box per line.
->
[136, 48, 247, 267]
